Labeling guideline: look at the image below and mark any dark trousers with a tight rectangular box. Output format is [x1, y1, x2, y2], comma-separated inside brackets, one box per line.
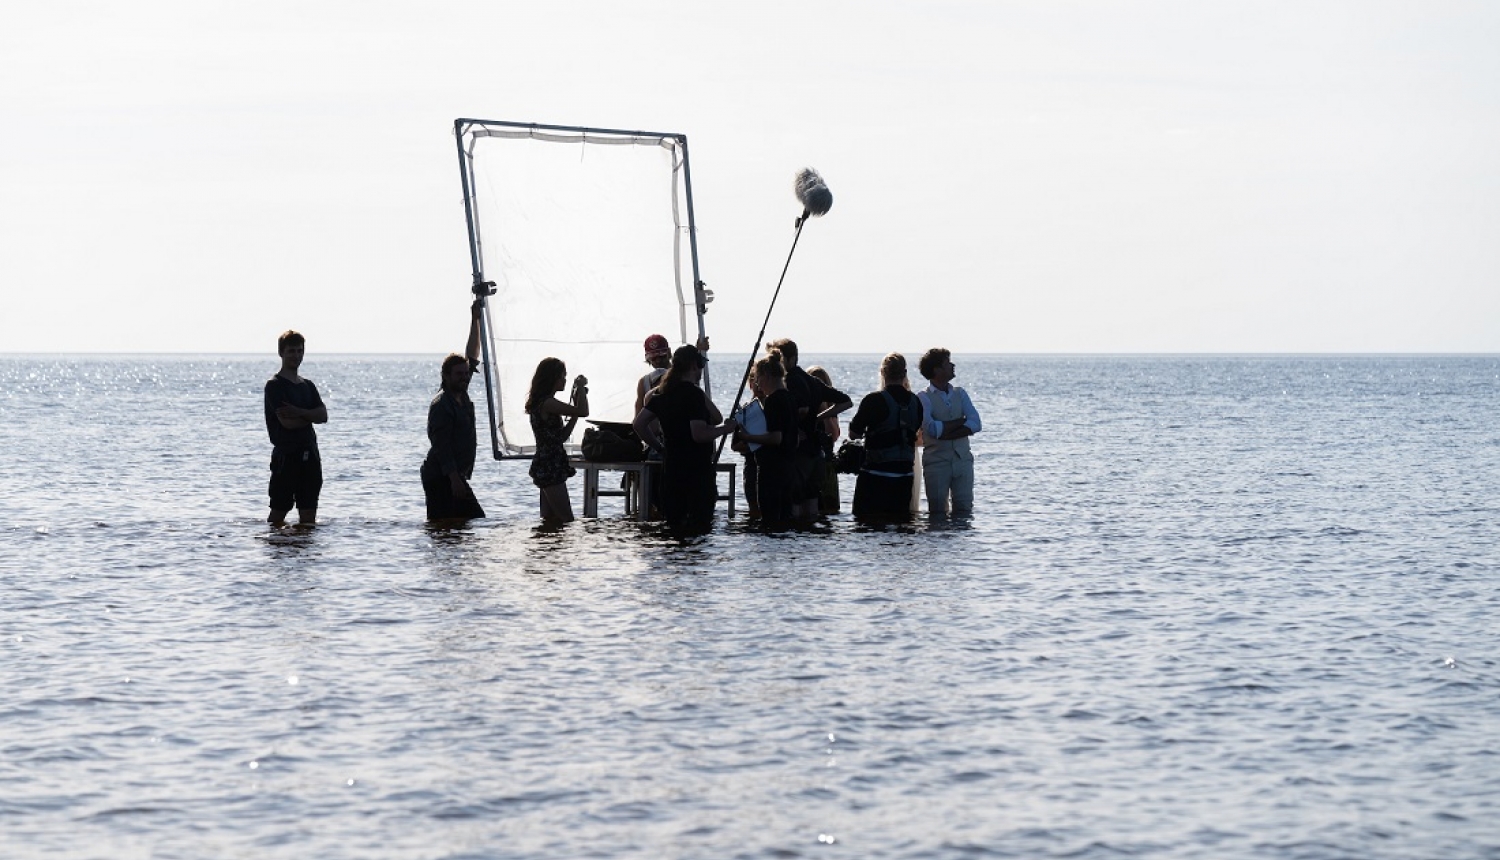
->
[852, 470, 913, 521]
[421, 466, 486, 521]
[753, 450, 794, 523]
[661, 459, 715, 532]
[742, 454, 759, 514]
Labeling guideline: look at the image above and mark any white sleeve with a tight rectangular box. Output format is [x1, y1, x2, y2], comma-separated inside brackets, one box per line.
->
[918, 390, 943, 438]
[959, 388, 981, 433]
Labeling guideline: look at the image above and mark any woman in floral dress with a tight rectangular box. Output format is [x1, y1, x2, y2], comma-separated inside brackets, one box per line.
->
[525, 357, 589, 523]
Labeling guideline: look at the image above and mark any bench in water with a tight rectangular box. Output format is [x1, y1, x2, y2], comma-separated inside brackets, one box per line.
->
[575, 460, 738, 521]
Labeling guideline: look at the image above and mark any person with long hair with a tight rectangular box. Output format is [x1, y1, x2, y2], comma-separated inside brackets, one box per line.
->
[420, 301, 484, 521]
[730, 367, 764, 518]
[806, 365, 842, 513]
[632, 345, 737, 532]
[737, 350, 798, 524]
[848, 352, 924, 521]
[525, 357, 589, 523]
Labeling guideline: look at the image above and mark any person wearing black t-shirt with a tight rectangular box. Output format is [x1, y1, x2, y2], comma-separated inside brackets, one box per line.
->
[633, 345, 738, 533]
[264, 330, 328, 526]
[420, 301, 487, 521]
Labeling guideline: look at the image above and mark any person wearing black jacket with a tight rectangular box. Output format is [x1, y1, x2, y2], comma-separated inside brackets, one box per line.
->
[767, 338, 852, 520]
[848, 353, 923, 521]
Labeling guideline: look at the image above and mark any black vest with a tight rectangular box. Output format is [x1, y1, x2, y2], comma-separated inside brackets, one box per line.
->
[865, 390, 920, 467]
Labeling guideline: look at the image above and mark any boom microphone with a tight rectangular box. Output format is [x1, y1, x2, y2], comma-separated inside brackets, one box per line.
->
[794, 168, 832, 225]
[717, 166, 837, 463]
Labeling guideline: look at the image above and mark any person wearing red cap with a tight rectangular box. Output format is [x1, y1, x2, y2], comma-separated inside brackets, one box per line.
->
[635, 334, 709, 413]
[635, 334, 710, 516]
[634, 333, 675, 414]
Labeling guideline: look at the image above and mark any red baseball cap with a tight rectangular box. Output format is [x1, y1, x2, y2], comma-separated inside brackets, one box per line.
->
[643, 334, 671, 359]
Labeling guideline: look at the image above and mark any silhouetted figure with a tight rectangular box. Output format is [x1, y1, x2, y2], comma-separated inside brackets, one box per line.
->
[421, 302, 485, 521]
[265, 330, 328, 526]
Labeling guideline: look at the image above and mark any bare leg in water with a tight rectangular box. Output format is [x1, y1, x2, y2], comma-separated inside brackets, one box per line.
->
[539, 482, 574, 523]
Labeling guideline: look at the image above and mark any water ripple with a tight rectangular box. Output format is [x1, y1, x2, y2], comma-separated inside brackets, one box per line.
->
[3, 355, 1500, 858]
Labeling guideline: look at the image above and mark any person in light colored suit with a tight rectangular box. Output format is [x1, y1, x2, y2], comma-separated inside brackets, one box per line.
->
[916, 348, 981, 517]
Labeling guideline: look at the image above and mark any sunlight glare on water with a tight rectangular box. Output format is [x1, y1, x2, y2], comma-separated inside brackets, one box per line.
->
[1, 354, 1498, 859]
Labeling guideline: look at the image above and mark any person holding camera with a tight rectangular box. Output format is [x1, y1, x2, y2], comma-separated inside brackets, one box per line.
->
[526, 357, 590, 523]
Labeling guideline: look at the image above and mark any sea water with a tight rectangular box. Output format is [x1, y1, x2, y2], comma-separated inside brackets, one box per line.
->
[2, 354, 1498, 859]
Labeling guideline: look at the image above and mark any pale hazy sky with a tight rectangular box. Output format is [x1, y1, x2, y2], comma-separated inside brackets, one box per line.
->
[3, 1, 1497, 354]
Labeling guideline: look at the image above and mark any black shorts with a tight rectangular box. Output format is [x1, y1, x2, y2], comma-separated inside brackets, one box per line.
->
[269, 448, 322, 512]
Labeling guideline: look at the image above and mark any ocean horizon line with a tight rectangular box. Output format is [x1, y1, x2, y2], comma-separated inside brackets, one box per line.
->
[4, 351, 1498, 360]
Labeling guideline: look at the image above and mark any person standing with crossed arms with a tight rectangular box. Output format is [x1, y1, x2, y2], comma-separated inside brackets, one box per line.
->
[916, 348, 982, 518]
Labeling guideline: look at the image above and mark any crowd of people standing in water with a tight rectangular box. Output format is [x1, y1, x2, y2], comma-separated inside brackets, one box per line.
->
[262, 300, 980, 530]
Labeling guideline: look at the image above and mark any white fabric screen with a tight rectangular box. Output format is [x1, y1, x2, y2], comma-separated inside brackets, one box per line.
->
[459, 124, 702, 455]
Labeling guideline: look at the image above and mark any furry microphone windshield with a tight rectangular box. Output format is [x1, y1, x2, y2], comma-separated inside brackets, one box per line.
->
[795, 168, 833, 219]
